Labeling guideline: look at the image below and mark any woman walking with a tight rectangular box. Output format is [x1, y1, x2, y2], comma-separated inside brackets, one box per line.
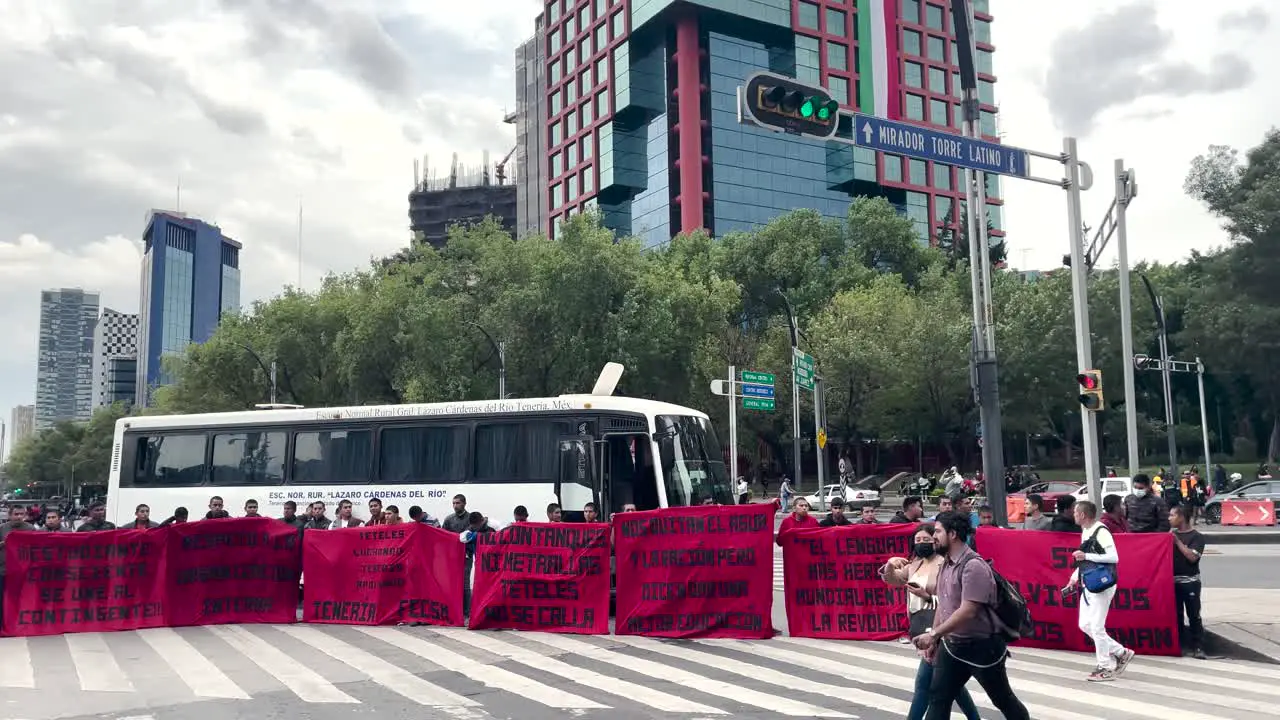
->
[882, 523, 982, 720]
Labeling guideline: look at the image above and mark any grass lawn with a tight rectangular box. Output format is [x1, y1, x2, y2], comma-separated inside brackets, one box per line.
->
[1034, 462, 1259, 483]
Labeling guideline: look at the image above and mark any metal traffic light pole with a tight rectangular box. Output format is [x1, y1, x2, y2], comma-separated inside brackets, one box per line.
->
[1139, 275, 1178, 479]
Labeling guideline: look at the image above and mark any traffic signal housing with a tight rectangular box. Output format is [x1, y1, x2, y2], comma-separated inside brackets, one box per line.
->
[743, 72, 840, 139]
[1077, 370, 1104, 411]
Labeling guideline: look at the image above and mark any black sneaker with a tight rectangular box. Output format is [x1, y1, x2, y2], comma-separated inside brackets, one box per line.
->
[1191, 648, 1209, 660]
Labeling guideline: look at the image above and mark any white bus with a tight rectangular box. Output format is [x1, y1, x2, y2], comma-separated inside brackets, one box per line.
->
[106, 368, 734, 527]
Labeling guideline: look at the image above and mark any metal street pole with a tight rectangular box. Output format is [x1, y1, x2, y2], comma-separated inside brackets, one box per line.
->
[814, 377, 826, 502]
[728, 365, 739, 493]
[952, 0, 1006, 525]
[1064, 137, 1102, 506]
[269, 360, 279, 405]
[1197, 357, 1212, 473]
[777, 291, 803, 493]
[1114, 160, 1141, 477]
[498, 341, 508, 400]
[1140, 275, 1178, 479]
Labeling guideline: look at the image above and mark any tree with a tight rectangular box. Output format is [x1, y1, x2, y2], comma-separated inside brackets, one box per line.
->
[3, 404, 129, 494]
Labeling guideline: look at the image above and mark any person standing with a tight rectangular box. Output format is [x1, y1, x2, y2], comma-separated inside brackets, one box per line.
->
[443, 495, 470, 533]
[77, 503, 116, 532]
[0, 506, 37, 616]
[1021, 494, 1053, 531]
[1100, 495, 1129, 534]
[1067, 501, 1135, 682]
[915, 512, 1030, 720]
[331, 499, 364, 528]
[1124, 475, 1170, 533]
[821, 497, 854, 526]
[1170, 505, 1208, 659]
[777, 497, 819, 545]
[127, 504, 159, 530]
[1051, 496, 1082, 533]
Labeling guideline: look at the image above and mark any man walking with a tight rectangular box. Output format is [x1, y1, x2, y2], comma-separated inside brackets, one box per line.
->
[1069, 500, 1135, 681]
[916, 512, 1031, 720]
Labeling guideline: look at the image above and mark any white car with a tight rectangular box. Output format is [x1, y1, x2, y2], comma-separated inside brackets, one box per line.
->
[1070, 477, 1134, 504]
[803, 484, 881, 510]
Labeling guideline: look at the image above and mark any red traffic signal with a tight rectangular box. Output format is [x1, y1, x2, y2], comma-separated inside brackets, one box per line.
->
[1077, 370, 1104, 411]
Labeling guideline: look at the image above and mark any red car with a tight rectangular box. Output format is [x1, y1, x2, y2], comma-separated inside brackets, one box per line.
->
[1008, 482, 1082, 513]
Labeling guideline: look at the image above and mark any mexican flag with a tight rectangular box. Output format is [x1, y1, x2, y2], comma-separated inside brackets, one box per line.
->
[856, 0, 902, 119]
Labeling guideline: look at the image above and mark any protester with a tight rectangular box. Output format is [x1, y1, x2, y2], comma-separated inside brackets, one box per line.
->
[777, 497, 819, 545]
[882, 523, 982, 720]
[204, 496, 231, 520]
[1101, 494, 1129, 534]
[331, 499, 364, 528]
[915, 512, 1030, 720]
[460, 511, 495, 618]
[1170, 504, 1209, 659]
[856, 504, 878, 524]
[408, 506, 440, 527]
[977, 506, 995, 527]
[1021, 494, 1052, 530]
[821, 497, 854, 526]
[513, 505, 530, 522]
[1050, 495, 1081, 533]
[584, 502, 600, 523]
[442, 495, 470, 533]
[40, 508, 71, 532]
[891, 496, 925, 524]
[928, 496, 954, 521]
[127, 504, 159, 530]
[367, 498, 387, 526]
[77, 503, 116, 532]
[1067, 500, 1135, 682]
[159, 507, 189, 526]
[1125, 475, 1170, 533]
[303, 501, 331, 530]
[0, 506, 37, 614]
[277, 501, 305, 529]
[242, 499, 261, 518]
[736, 476, 750, 505]
[383, 505, 402, 524]
[546, 503, 563, 521]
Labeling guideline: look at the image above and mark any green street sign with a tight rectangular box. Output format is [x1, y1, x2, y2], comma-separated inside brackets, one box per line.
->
[742, 397, 775, 411]
[793, 349, 816, 390]
[793, 348, 815, 370]
[741, 370, 775, 385]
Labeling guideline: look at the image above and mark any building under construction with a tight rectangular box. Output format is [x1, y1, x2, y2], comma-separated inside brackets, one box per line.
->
[408, 151, 517, 249]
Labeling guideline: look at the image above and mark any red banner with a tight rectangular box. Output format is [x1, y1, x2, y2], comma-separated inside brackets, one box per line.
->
[976, 527, 1179, 656]
[613, 504, 774, 639]
[2, 529, 167, 637]
[470, 523, 610, 634]
[164, 518, 301, 627]
[782, 524, 912, 640]
[302, 523, 464, 626]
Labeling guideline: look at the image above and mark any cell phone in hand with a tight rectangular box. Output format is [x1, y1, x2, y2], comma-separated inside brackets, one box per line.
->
[907, 581, 923, 589]
[1061, 585, 1078, 599]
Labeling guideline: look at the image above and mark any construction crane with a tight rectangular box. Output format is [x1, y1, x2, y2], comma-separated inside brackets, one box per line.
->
[494, 146, 516, 185]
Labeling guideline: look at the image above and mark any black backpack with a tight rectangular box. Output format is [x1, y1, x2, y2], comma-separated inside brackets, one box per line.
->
[962, 555, 1034, 642]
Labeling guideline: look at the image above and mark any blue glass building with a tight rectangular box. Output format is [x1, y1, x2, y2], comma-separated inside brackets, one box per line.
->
[135, 211, 241, 406]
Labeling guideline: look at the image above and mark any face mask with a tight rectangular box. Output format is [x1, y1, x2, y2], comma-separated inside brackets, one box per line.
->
[1135, 488, 1148, 497]
[914, 542, 936, 558]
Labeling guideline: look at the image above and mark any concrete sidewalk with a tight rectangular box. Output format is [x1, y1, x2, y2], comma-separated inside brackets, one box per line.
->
[1205, 588, 1280, 664]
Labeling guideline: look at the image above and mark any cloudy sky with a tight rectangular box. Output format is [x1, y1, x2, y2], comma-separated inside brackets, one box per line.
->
[0, 0, 1276, 455]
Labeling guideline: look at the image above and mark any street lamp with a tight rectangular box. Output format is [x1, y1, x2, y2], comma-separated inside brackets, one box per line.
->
[232, 343, 283, 405]
[774, 290, 804, 494]
[1138, 273, 1178, 478]
[465, 322, 507, 400]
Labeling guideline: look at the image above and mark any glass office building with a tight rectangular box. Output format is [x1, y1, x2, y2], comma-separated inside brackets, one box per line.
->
[531, 0, 1003, 249]
[34, 288, 100, 429]
[136, 211, 241, 406]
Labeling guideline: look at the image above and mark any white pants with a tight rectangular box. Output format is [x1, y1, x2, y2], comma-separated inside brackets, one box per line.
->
[1079, 586, 1127, 668]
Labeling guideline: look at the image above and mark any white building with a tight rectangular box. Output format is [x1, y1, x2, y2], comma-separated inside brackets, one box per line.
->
[92, 308, 140, 408]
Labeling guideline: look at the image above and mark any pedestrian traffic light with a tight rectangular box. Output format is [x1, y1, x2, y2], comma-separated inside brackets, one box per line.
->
[743, 72, 840, 139]
[1077, 370, 1104, 411]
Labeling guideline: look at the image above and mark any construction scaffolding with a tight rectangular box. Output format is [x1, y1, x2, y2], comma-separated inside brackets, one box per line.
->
[408, 151, 518, 248]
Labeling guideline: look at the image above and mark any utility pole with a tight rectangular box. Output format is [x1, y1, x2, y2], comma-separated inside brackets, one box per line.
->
[1064, 137, 1103, 506]
[269, 361, 279, 405]
[777, 291, 803, 492]
[1140, 275, 1178, 479]
[1197, 357, 1212, 472]
[498, 341, 508, 400]
[951, 0, 1006, 524]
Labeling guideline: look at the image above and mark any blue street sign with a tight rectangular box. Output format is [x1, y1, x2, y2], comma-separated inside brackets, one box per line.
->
[852, 113, 1030, 178]
[741, 383, 775, 399]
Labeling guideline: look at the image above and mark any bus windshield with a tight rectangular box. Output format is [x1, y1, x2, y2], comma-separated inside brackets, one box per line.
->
[654, 415, 734, 506]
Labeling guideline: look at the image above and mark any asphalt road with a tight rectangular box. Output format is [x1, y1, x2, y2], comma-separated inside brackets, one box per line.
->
[10, 619, 1280, 720]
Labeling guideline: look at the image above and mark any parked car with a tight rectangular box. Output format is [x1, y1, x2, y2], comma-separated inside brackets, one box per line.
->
[1008, 482, 1082, 513]
[1204, 480, 1280, 524]
[803, 484, 881, 510]
[1069, 477, 1135, 505]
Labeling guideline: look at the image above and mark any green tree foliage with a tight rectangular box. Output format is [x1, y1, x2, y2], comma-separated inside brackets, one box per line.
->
[3, 404, 129, 493]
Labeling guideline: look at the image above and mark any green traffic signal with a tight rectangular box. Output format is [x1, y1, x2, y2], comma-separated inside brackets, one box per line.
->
[816, 103, 831, 120]
[799, 98, 815, 118]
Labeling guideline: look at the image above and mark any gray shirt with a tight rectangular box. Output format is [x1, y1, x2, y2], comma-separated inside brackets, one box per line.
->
[1023, 514, 1053, 531]
[0, 521, 37, 574]
[935, 545, 997, 639]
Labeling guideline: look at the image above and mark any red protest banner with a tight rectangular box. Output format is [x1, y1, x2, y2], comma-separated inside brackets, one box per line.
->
[2, 529, 167, 637]
[976, 527, 1179, 656]
[302, 523, 464, 626]
[782, 524, 912, 640]
[164, 518, 301, 628]
[469, 523, 610, 634]
[613, 504, 774, 639]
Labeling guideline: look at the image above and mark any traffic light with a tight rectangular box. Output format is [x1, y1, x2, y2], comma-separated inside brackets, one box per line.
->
[743, 72, 840, 139]
[1077, 370, 1104, 411]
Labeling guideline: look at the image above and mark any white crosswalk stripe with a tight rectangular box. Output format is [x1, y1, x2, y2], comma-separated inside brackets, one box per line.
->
[1, 624, 1278, 720]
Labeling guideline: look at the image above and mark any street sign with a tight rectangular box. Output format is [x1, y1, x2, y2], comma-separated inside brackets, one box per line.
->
[817, 428, 827, 449]
[852, 113, 1030, 178]
[793, 348, 815, 390]
[742, 397, 775, 411]
[741, 383, 774, 399]
[741, 370, 775, 385]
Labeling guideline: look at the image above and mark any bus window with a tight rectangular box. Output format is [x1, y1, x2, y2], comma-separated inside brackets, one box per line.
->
[474, 420, 572, 481]
[654, 415, 733, 506]
[379, 425, 467, 483]
[211, 431, 287, 485]
[129, 434, 207, 487]
[292, 430, 372, 484]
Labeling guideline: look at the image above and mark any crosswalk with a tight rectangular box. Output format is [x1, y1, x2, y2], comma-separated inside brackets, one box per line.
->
[4, 623, 1280, 720]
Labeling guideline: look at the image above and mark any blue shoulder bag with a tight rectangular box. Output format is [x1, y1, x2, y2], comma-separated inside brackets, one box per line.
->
[1079, 526, 1118, 593]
